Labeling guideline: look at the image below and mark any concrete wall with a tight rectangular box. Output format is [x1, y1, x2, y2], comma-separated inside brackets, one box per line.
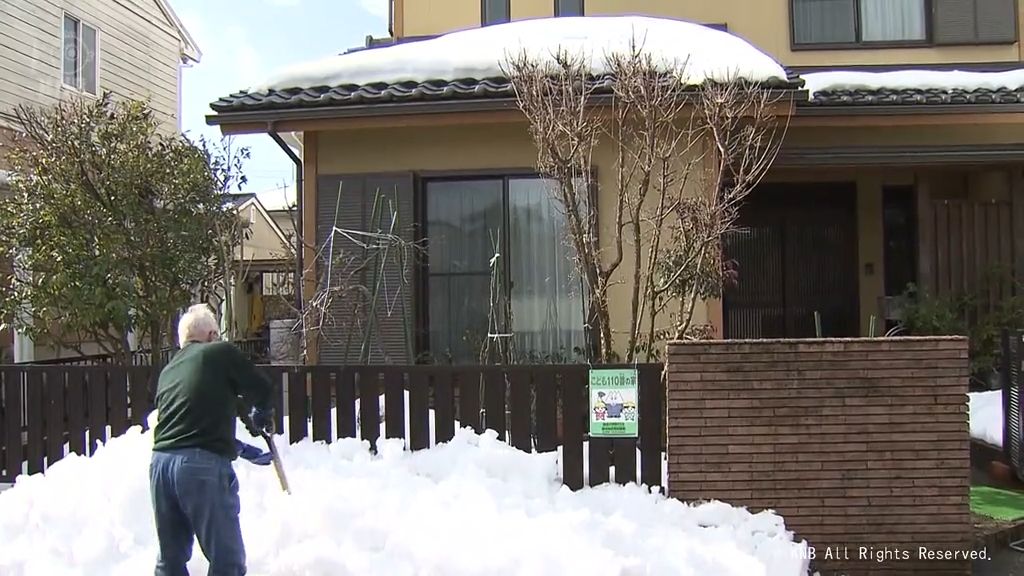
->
[666, 337, 972, 576]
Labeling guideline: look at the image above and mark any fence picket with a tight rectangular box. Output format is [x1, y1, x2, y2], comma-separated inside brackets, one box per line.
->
[384, 368, 405, 440]
[534, 369, 558, 453]
[561, 368, 585, 491]
[483, 368, 506, 441]
[86, 367, 108, 454]
[2, 369, 23, 482]
[44, 368, 66, 467]
[457, 369, 482, 434]
[66, 370, 87, 457]
[408, 370, 430, 451]
[507, 369, 532, 453]
[589, 439, 611, 487]
[433, 369, 455, 444]
[639, 364, 665, 490]
[613, 439, 637, 485]
[261, 366, 286, 435]
[128, 366, 152, 429]
[25, 370, 45, 475]
[108, 367, 130, 438]
[335, 368, 357, 439]
[0, 371, 5, 480]
[358, 367, 381, 452]
[288, 368, 309, 443]
[310, 367, 332, 443]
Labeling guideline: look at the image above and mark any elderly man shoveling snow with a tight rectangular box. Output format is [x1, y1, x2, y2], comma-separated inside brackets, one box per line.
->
[149, 304, 276, 576]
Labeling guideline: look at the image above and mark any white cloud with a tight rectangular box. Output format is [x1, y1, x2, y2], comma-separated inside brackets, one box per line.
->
[265, 0, 301, 6]
[358, 0, 389, 20]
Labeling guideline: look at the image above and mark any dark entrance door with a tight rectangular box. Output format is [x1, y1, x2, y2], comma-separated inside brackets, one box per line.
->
[723, 183, 859, 339]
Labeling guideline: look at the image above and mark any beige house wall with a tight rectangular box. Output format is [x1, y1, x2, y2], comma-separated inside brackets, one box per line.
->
[316, 121, 706, 356]
[399, 0, 1024, 67]
[312, 117, 1024, 345]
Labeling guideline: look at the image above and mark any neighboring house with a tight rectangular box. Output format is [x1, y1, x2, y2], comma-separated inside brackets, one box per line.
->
[220, 193, 296, 342]
[208, 0, 1024, 364]
[0, 0, 200, 361]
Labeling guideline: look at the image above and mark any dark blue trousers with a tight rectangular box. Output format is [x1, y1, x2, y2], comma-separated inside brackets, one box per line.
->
[150, 448, 246, 576]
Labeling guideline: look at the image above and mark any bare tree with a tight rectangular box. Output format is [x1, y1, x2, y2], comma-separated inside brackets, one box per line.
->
[278, 182, 421, 364]
[503, 39, 791, 362]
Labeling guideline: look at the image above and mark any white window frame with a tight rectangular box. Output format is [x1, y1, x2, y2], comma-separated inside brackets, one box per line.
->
[61, 12, 100, 96]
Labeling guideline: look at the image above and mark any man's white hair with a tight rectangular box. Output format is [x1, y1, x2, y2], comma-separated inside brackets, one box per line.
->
[177, 303, 220, 347]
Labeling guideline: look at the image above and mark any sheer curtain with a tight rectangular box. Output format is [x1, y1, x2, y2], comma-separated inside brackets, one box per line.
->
[860, 0, 926, 41]
[508, 178, 586, 362]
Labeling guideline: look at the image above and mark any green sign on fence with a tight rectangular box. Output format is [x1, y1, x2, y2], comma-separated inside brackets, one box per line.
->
[589, 368, 639, 438]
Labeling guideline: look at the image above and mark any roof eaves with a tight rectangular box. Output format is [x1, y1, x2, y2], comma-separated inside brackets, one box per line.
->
[155, 0, 201, 63]
[206, 97, 523, 126]
[795, 102, 1024, 116]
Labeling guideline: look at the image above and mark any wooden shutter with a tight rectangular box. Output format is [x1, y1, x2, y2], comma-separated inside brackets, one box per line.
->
[933, 0, 979, 44]
[316, 173, 416, 365]
[975, 0, 1017, 43]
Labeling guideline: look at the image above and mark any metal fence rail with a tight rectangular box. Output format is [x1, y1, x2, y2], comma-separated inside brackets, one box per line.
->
[1001, 329, 1023, 477]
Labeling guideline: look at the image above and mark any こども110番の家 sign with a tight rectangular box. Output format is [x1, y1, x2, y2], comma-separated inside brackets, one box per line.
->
[589, 368, 638, 438]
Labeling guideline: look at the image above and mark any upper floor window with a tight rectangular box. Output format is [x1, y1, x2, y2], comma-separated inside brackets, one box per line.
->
[792, 0, 1017, 47]
[62, 14, 98, 95]
[482, 0, 510, 26]
[555, 0, 584, 17]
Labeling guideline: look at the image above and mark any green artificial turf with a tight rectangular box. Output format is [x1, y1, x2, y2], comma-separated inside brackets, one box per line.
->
[971, 485, 1024, 522]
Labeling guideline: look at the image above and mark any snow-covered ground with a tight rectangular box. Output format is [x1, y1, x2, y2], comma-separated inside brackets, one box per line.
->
[970, 390, 1003, 448]
[0, 407, 811, 575]
[252, 16, 788, 93]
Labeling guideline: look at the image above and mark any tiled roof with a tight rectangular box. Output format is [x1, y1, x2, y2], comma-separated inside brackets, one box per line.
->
[210, 74, 803, 114]
[211, 78, 519, 113]
[807, 87, 1024, 107]
[210, 73, 1024, 115]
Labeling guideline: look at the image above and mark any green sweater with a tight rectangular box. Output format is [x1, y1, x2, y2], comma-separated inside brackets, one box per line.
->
[152, 341, 273, 459]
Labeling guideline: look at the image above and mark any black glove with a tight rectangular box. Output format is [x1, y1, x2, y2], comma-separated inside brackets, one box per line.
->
[248, 406, 275, 436]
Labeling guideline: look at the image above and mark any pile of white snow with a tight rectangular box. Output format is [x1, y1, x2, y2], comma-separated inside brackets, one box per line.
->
[970, 390, 1004, 448]
[251, 16, 789, 92]
[0, 411, 811, 576]
[802, 69, 1024, 97]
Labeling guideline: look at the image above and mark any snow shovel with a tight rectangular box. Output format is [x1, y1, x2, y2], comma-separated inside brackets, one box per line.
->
[239, 407, 291, 495]
[260, 430, 291, 495]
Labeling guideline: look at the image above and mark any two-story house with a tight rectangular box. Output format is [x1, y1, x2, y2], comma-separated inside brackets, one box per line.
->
[207, 0, 1024, 365]
[0, 0, 200, 361]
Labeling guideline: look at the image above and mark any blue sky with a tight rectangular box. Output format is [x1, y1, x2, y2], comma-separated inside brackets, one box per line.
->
[167, 0, 389, 209]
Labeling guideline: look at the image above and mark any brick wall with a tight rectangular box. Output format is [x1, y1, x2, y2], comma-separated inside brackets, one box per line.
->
[667, 337, 972, 576]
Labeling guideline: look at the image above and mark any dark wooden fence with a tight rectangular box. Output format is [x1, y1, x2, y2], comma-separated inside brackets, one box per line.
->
[0, 363, 665, 490]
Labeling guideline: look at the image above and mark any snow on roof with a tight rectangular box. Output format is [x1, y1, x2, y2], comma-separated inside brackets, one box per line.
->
[802, 69, 1024, 96]
[250, 16, 789, 93]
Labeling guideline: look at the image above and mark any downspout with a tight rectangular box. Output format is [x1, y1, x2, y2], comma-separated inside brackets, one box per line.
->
[267, 127, 304, 321]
